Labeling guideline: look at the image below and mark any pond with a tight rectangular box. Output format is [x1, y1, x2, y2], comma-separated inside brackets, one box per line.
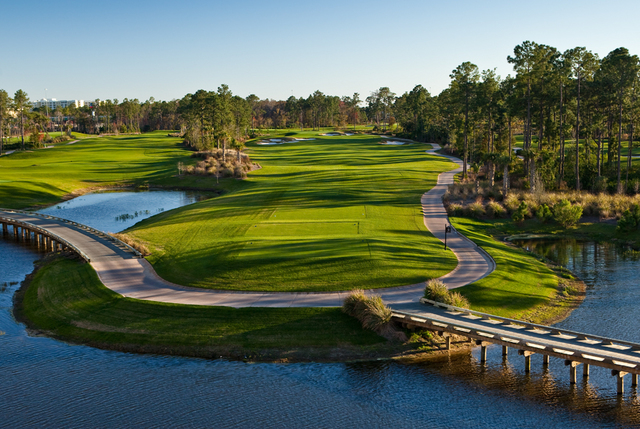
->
[2, 202, 640, 427]
[39, 190, 212, 232]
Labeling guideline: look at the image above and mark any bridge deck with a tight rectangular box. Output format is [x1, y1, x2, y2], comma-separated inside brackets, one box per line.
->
[391, 300, 640, 375]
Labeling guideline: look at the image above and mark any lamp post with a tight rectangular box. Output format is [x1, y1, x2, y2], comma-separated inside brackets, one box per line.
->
[444, 224, 452, 250]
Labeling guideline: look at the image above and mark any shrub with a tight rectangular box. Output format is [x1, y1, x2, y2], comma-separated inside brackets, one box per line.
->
[447, 203, 463, 216]
[342, 290, 392, 331]
[446, 291, 470, 308]
[504, 194, 520, 213]
[360, 295, 392, 330]
[342, 289, 368, 317]
[553, 199, 583, 227]
[512, 201, 528, 223]
[234, 165, 246, 178]
[424, 279, 449, 302]
[424, 279, 470, 308]
[467, 197, 485, 218]
[536, 204, 553, 222]
[486, 201, 506, 218]
[617, 204, 640, 232]
[593, 177, 608, 193]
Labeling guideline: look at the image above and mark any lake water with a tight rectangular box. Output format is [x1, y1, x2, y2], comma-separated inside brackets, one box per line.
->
[2, 203, 640, 427]
[39, 190, 211, 232]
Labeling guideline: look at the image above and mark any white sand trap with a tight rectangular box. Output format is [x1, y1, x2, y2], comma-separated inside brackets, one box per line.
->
[270, 139, 282, 142]
[43, 145, 54, 149]
[257, 142, 280, 145]
[294, 138, 316, 141]
[321, 132, 342, 136]
[345, 133, 354, 136]
[66, 140, 79, 145]
[381, 141, 407, 145]
[380, 135, 389, 138]
[0, 150, 15, 156]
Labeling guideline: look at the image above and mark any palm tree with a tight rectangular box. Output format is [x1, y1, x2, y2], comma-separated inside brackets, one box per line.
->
[13, 89, 29, 150]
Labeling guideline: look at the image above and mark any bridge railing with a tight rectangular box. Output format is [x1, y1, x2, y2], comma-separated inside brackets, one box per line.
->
[0, 216, 91, 262]
[415, 297, 640, 351]
[0, 208, 142, 258]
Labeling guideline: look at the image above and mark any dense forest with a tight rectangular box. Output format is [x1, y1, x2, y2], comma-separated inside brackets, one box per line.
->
[1, 41, 639, 193]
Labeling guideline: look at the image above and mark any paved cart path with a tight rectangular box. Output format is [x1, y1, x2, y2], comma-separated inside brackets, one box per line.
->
[0, 143, 494, 308]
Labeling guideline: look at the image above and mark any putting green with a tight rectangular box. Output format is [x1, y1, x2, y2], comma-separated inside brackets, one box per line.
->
[129, 132, 459, 292]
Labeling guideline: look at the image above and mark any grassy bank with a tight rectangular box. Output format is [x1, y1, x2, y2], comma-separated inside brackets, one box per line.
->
[452, 216, 583, 323]
[127, 132, 458, 292]
[14, 256, 406, 362]
[0, 131, 236, 209]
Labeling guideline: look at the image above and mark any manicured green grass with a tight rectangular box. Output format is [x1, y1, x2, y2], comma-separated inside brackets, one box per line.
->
[451, 216, 561, 320]
[128, 132, 458, 292]
[16, 258, 386, 359]
[0, 131, 231, 209]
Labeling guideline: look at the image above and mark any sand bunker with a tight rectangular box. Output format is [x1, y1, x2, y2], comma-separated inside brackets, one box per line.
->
[256, 137, 316, 145]
[381, 141, 408, 145]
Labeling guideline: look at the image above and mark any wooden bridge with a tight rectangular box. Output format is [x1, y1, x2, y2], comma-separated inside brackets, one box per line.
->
[0, 209, 142, 262]
[392, 300, 640, 395]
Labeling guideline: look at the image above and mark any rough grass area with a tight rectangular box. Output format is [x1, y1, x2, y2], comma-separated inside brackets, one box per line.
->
[15, 257, 396, 362]
[0, 131, 236, 209]
[451, 216, 572, 321]
[127, 132, 458, 292]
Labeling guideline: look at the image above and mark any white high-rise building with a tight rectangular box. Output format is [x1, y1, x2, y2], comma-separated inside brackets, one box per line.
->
[31, 99, 85, 110]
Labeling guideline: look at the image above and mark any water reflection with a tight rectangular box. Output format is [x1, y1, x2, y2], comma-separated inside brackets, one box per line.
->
[39, 190, 211, 232]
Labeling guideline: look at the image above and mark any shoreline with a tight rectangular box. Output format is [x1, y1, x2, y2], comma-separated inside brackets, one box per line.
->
[11, 238, 586, 363]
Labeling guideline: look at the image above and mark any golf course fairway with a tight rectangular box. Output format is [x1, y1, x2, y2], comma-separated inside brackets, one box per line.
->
[126, 132, 458, 292]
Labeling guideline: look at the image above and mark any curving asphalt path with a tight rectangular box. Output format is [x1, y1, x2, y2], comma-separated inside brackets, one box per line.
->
[1, 143, 494, 308]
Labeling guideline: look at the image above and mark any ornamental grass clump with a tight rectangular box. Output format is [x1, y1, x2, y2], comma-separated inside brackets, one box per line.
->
[424, 279, 449, 302]
[486, 201, 506, 218]
[342, 290, 392, 331]
[424, 279, 469, 309]
[446, 291, 470, 308]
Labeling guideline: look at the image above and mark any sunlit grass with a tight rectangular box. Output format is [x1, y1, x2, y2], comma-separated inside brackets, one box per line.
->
[129, 132, 458, 292]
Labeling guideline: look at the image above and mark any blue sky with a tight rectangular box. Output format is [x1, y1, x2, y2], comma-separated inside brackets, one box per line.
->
[2, 0, 639, 102]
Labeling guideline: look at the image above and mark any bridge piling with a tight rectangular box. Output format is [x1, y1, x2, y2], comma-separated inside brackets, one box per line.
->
[612, 370, 627, 395]
[543, 354, 550, 366]
[583, 363, 590, 378]
[2, 222, 7, 235]
[565, 360, 582, 384]
[518, 350, 534, 372]
[632, 373, 638, 388]
[502, 346, 508, 356]
[475, 340, 489, 363]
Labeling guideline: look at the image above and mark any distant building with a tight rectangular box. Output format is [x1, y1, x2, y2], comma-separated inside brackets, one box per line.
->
[31, 98, 86, 110]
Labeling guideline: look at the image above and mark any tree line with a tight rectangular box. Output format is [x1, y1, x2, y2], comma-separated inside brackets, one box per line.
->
[437, 42, 640, 194]
[2, 40, 639, 194]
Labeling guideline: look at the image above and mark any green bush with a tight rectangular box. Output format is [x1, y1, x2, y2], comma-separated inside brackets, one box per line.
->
[553, 199, 583, 227]
[512, 201, 528, 223]
[536, 204, 553, 222]
[617, 204, 640, 232]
